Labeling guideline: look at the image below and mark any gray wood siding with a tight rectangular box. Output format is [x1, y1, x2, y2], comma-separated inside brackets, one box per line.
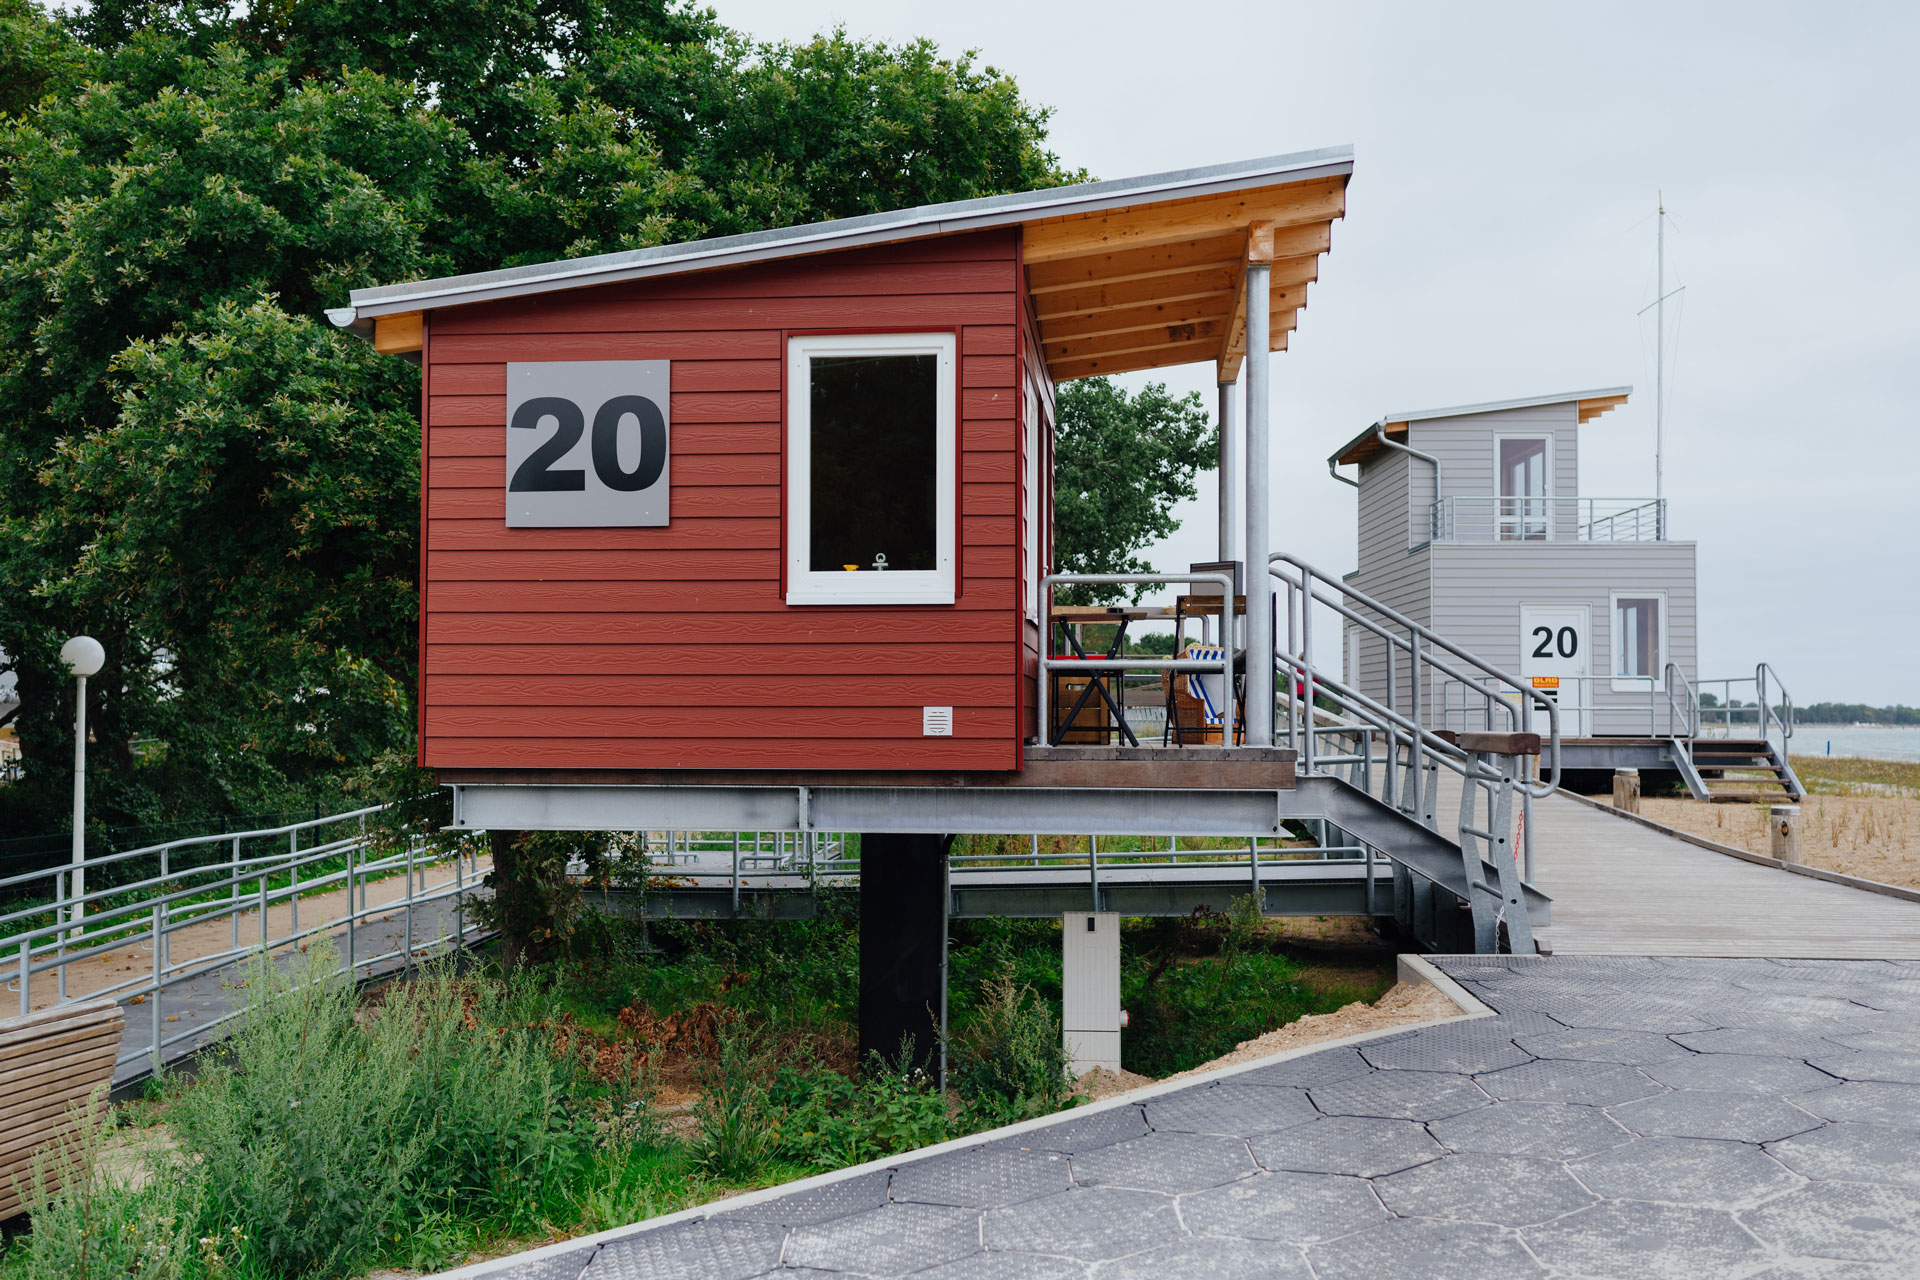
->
[1355, 448, 1414, 573]
[1410, 402, 1580, 504]
[1428, 541, 1697, 737]
[1343, 545, 1431, 720]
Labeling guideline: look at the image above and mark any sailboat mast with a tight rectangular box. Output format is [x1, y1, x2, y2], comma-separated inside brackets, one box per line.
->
[1655, 192, 1664, 505]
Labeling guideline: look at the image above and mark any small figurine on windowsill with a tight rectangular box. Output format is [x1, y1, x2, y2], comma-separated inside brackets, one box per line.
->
[872, 553, 889, 571]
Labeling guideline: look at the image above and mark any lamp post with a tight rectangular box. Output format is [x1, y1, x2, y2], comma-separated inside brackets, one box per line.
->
[60, 636, 105, 924]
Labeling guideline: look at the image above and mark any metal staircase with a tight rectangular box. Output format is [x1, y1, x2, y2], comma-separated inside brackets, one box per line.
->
[1666, 662, 1806, 802]
[1266, 553, 1562, 954]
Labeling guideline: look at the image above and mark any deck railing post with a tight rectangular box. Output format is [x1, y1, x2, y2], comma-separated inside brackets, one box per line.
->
[150, 902, 163, 1077]
[17, 933, 28, 1016]
[230, 836, 241, 951]
[1300, 563, 1315, 775]
[346, 837, 357, 978]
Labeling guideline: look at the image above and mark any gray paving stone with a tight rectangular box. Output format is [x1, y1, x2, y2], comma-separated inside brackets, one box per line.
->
[1475, 1058, 1664, 1106]
[493, 1246, 599, 1280]
[784, 1202, 981, 1276]
[1742, 1182, 1920, 1264]
[1521, 1199, 1768, 1278]
[1511, 1026, 1689, 1064]
[1374, 1152, 1596, 1227]
[1248, 1115, 1445, 1177]
[1769, 1123, 1920, 1188]
[1673, 1027, 1851, 1058]
[1179, 1170, 1387, 1244]
[1794, 1081, 1920, 1128]
[1741, 1264, 1909, 1280]
[1232, 1045, 1374, 1088]
[1538, 998, 1717, 1034]
[1024, 1104, 1150, 1153]
[1609, 1088, 1823, 1143]
[889, 1142, 1073, 1209]
[586, 1218, 788, 1280]
[1642, 1051, 1840, 1094]
[1570, 1137, 1803, 1208]
[1141, 1081, 1318, 1137]
[1306, 1219, 1546, 1280]
[1429, 1101, 1632, 1160]
[1308, 1069, 1490, 1121]
[981, 1187, 1183, 1261]
[1825, 1024, 1920, 1052]
[1069, 1130, 1257, 1194]
[1359, 1024, 1532, 1074]
[1805, 1051, 1920, 1085]
[1089, 1234, 1312, 1278]
[909, 1254, 1089, 1280]
[729, 1170, 891, 1226]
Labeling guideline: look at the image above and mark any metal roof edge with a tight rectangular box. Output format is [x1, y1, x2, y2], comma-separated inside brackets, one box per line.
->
[1326, 387, 1635, 467]
[331, 146, 1354, 327]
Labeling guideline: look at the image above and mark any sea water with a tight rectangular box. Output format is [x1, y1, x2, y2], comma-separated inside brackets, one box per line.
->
[1793, 724, 1920, 763]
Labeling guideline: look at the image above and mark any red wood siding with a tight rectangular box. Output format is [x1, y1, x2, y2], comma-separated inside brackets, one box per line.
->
[1017, 262, 1056, 745]
[420, 230, 1023, 771]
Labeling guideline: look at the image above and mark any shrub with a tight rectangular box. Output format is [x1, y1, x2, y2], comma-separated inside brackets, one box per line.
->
[688, 1013, 779, 1181]
[949, 968, 1072, 1124]
[768, 1048, 952, 1171]
[7, 1093, 202, 1280]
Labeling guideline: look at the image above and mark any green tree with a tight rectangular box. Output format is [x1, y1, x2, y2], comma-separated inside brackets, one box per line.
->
[0, 0, 1077, 839]
[1051, 377, 1217, 604]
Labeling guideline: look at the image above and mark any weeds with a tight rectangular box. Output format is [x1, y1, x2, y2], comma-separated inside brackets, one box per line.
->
[688, 1013, 779, 1181]
[768, 1047, 953, 1171]
[950, 968, 1072, 1124]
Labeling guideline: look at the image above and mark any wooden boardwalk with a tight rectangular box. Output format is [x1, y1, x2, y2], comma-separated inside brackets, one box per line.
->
[1407, 770, 1920, 957]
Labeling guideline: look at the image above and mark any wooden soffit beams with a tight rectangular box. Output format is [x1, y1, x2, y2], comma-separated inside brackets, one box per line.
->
[1334, 420, 1408, 466]
[374, 311, 423, 354]
[1578, 394, 1630, 422]
[1022, 176, 1346, 266]
[1050, 339, 1225, 384]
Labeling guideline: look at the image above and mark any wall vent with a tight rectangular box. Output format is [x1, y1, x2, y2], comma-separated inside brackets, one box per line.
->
[922, 706, 954, 737]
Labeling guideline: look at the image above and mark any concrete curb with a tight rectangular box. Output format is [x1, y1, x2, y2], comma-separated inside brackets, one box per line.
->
[429, 958, 1491, 1279]
[1558, 788, 1920, 905]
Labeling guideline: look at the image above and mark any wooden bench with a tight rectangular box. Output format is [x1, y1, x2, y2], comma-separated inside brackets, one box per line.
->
[0, 998, 125, 1219]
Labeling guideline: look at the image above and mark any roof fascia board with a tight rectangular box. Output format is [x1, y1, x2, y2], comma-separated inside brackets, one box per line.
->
[1326, 386, 1635, 467]
[335, 148, 1354, 325]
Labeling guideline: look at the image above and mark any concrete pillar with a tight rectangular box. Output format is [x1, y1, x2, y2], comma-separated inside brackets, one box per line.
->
[1217, 380, 1238, 564]
[858, 833, 948, 1085]
[1062, 911, 1121, 1075]
[1612, 767, 1641, 814]
[1770, 805, 1802, 865]
[1242, 262, 1274, 746]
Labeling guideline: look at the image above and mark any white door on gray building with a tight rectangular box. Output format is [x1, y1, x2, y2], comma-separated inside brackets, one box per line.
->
[1520, 604, 1590, 736]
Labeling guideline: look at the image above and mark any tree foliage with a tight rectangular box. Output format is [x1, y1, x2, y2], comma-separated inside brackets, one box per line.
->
[0, 0, 1077, 836]
[1051, 378, 1217, 604]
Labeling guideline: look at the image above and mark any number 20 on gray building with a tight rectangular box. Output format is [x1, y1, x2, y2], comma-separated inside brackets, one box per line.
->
[505, 360, 670, 527]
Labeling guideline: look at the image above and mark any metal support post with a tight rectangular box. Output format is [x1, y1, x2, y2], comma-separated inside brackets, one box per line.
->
[1217, 379, 1238, 562]
[732, 831, 742, 916]
[1243, 260, 1274, 746]
[150, 903, 163, 1077]
[346, 837, 357, 976]
[1087, 835, 1099, 911]
[231, 837, 241, 951]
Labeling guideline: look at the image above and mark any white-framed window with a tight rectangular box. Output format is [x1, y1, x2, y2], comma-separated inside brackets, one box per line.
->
[785, 332, 957, 606]
[1493, 433, 1552, 541]
[1610, 590, 1668, 691]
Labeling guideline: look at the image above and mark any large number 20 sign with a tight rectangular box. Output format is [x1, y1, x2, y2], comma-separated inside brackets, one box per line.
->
[505, 361, 670, 527]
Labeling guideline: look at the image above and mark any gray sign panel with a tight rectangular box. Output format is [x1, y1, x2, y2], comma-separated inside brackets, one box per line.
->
[505, 361, 670, 527]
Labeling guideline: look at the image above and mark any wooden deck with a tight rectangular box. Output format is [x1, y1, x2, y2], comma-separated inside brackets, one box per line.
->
[1413, 771, 1920, 957]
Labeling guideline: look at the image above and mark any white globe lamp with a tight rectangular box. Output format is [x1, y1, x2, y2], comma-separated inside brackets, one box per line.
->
[61, 634, 105, 932]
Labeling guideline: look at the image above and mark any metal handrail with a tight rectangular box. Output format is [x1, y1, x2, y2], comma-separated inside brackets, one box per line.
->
[1040, 572, 1236, 748]
[1429, 496, 1667, 544]
[1665, 662, 1700, 739]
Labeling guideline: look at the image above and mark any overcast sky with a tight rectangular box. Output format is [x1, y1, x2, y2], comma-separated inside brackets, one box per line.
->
[711, 0, 1920, 705]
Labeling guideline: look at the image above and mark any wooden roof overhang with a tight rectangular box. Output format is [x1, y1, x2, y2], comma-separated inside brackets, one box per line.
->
[330, 148, 1352, 385]
[1329, 387, 1634, 468]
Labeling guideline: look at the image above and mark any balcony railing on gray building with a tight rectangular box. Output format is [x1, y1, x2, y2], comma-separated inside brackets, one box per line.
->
[1430, 496, 1666, 544]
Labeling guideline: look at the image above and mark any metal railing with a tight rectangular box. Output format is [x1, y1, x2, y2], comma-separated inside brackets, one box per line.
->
[1, 808, 487, 1077]
[1269, 552, 1561, 883]
[1430, 496, 1667, 543]
[1440, 665, 1696, 739]
[1694, 664, 1796, 747]
[1040, 572, 1236, 747]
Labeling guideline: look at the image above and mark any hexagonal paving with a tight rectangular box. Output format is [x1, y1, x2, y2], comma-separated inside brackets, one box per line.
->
[1373, 1152, 1597, 1227]
[1609, 1088, 1823, 1143]
[477, 958, 1920, 1280]
[1570, 1136, 1802, 1208]
[1249, 1115, 1446, 1177]
[1768, 1122, 1920, 1188]
[1179, 1170, 1387, 1243]
[1140, 1081, 1319, 1137]
[783, 1202, 983, 1276]
[1066, 1131, 1257, 1194]
[1307, 1069, 1490, 1121]
[1474, 1058, 1664, 1106]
